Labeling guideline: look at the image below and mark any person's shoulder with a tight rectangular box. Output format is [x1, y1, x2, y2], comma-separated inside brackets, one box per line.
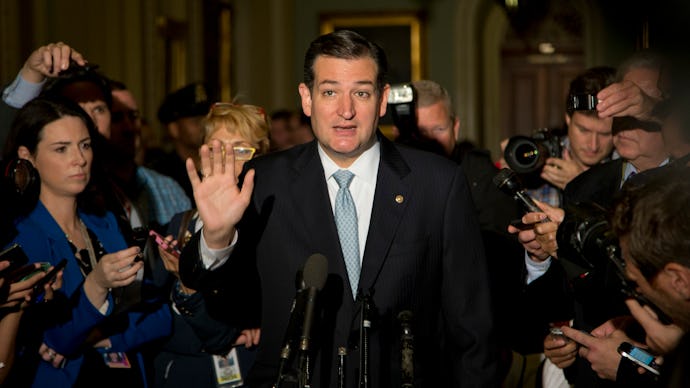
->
[81, 210, 120, 232]
[567, 159, 622, 189]
[564, 158, 623, 201]
[392, 141, 456, 168]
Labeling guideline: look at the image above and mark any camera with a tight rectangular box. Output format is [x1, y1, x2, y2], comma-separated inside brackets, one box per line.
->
[556, 202, 672, 324]
[567, 93, 598, 112]
[503, 128, 564, 175]
[388, 83, 417, 138]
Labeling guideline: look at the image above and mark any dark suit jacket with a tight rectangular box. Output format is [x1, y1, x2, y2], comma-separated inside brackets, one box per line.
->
[563, 158, 625, 210]
[180, 132, 498, 388]
[551, 158, 636, 387]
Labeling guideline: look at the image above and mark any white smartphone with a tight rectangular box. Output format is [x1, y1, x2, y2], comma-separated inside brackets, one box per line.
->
[617, 342, 660, 376]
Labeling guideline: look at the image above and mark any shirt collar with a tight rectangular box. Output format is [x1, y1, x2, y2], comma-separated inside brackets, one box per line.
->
[318, 140, 381, 185]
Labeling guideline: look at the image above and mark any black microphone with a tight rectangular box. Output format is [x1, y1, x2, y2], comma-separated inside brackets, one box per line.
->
[299, 253, 328, 353]
[274, 254, 328, 388]
[493, 168, 550, 217]
[398, 310, 414, 388]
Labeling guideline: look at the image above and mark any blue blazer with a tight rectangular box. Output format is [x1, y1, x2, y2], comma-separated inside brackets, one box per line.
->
[12, 201, 172, 388]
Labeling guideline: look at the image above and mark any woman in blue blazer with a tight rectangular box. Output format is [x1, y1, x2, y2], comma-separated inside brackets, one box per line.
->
[3, 96, 171, 387]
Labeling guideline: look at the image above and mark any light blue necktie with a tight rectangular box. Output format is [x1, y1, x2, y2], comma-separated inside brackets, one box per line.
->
[333, 169, 360, 298]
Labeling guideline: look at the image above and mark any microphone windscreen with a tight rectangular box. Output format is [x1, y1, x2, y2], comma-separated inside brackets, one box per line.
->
[303, 253, 328, 290]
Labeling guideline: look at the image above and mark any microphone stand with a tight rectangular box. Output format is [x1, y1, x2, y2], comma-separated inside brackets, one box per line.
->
[398, 310, 415, 388]
[358, 291, 372, 388]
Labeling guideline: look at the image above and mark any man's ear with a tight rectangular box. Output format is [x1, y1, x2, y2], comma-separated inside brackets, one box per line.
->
[298, 83, 312, 117]
[378, 84, 390, 117]
[664, 262, 690, 300]
[564, 113, 572, 127]
[168, 122, 180, 140]
[17, 146, 34, 165]
[452, 116, 461, 142]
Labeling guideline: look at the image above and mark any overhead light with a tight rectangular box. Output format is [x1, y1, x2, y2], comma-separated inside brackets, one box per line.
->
[505, 0, 519, 9]
[538, 42, 555, 54]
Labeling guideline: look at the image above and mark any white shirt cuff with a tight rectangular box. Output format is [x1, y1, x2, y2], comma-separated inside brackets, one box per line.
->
[525, 251, 552, 284]
[2, 72, 45, 108]
[199, 230, 237, 271]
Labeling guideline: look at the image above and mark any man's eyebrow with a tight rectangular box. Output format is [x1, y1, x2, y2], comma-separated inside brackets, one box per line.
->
[317, 80, 375, 87]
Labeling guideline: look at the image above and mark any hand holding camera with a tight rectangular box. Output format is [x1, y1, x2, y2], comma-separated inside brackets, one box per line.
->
[541, 148, 588, 190]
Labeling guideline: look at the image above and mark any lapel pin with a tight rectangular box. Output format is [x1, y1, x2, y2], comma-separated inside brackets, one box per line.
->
[395, 195, 404, 204]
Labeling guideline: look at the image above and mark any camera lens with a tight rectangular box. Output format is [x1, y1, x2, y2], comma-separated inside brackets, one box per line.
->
[504, 136, 546, 174]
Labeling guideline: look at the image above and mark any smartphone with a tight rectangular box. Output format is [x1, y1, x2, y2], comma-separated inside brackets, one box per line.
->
[617, 342, 660, 376]
[31, 259, 67, 304]
[149, 230, 181, 258]
[509, 218, 533, 231]
[0, 243, 30, 278]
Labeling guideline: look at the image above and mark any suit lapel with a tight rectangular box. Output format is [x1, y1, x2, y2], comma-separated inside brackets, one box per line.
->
[288, 142, 347, 279]
[359, 134, 411, 292]
[287, 137, 412, 299]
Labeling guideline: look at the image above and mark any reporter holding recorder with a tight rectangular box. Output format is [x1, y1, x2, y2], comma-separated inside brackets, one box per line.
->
[1, 96, 171, 387]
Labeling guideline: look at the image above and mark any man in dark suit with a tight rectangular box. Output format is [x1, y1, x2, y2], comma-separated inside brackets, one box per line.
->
[179, 30, 497, 387]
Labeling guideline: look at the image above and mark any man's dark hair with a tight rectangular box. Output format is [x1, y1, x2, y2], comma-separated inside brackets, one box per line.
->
[270, 109, 292, 122]
[566, 66, 617, 116]
[40, 63, 113, 109]
[303, 29, 388, 93]
[612, 167, 690, 279]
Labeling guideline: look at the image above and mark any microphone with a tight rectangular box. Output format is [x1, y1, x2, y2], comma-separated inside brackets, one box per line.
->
[493, 168, 549, 217]
[398, 310, 414, 388]
[299, 253, 328, 353]
[274, 254, 328, 388]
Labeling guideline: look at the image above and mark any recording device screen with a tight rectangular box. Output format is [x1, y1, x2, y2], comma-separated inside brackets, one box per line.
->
[618, 342, 660, 375]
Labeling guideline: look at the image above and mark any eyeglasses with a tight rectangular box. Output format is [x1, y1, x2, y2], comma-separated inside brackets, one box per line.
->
[208, 144, 257, 161]
[232, 146, 256, 161]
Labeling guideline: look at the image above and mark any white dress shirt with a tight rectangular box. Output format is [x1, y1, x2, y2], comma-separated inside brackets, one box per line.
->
[318, 141, 380, 264]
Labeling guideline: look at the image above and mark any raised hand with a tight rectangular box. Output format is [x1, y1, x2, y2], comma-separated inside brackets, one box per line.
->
[21, 42, 87, 84]
[186, 139, 255, 249]
[596, 80, 660, 121]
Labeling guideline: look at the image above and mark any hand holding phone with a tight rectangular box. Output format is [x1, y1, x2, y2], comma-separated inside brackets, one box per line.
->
[617, 342, 660, 376]
[0, 244, 30, 278]
[149, 230, 181, 258]
[31, 259, 67, 303]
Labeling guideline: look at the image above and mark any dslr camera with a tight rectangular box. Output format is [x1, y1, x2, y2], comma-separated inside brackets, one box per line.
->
[504, 92, 599, 176]
[556, 201, 672, 324]
[503, 127, 564, 175]
[388, 83, 417, 137]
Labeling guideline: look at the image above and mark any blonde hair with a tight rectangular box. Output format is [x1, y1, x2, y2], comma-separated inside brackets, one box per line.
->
[204, 103, 270, 155]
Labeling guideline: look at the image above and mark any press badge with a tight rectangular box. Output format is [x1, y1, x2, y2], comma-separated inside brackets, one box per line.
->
[213, 348, 243, 387]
